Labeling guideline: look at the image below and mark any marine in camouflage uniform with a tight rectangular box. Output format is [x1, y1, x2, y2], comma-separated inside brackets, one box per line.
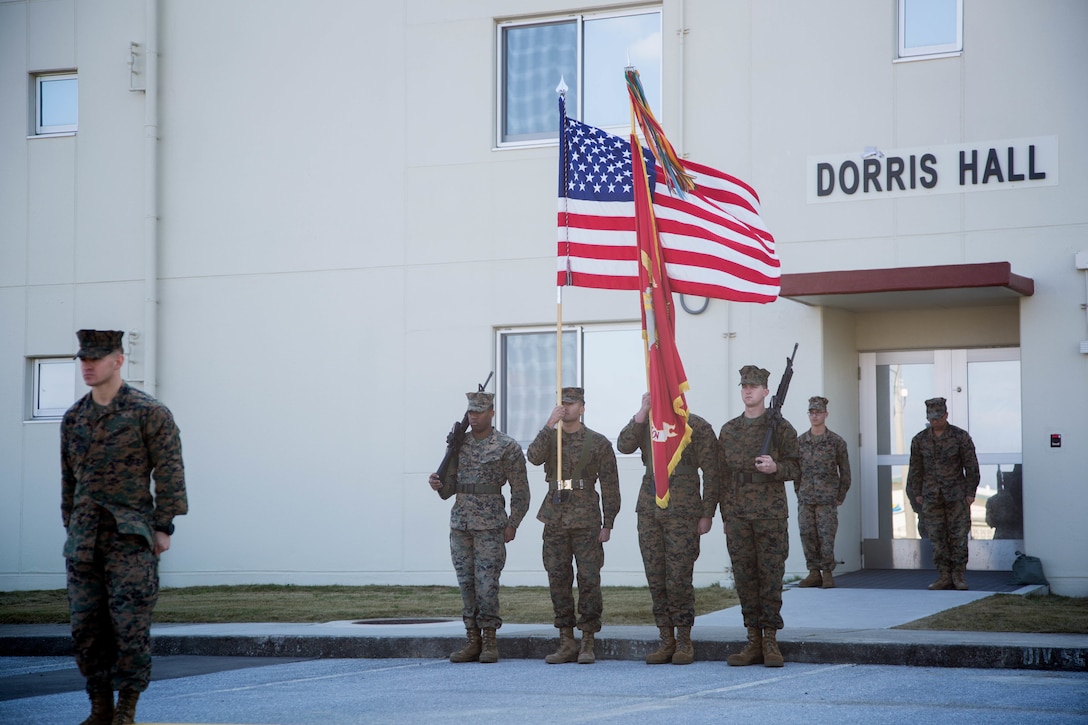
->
[795, 396, 851, 589]
[718, 365, 800, 668]
[430, 391, 529, 663]
[906, 397, 980, 591]
[527, 387, 619, 665]
[61, 330, 187, 725]
[618, 393, 719, 664]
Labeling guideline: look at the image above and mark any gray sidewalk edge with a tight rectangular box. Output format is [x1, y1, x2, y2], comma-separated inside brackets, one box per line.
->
[2, 625, 1085, 672]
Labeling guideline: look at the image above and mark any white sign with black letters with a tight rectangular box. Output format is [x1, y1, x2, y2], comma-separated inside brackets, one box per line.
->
[806, 136, 1058, 204]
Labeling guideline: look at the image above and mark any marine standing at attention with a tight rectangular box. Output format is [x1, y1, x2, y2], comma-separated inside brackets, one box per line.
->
[718, 365, 800, 668]
[906, 397, 980, 591]
[429, 391, 530, 663]
[527, 387, 620, 665]
[617, 392, 720, 665]
[795, 396, 852, 589]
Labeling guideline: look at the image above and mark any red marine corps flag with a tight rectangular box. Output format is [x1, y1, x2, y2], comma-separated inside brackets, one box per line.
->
[557, 69, 778, 506]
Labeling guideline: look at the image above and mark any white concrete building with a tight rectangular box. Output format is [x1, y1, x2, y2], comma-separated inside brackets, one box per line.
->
[2, 0, 1085, 596]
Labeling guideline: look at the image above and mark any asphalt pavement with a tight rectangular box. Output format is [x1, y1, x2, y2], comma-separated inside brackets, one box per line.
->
[2, 578, 1087, 724]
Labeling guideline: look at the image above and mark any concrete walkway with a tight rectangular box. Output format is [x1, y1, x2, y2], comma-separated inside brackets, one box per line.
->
[2, 583, 1085, 672]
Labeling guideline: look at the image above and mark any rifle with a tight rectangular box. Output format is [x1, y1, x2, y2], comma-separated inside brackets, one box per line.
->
[435, 371, 494, 495]
[759, 343, 798, 456]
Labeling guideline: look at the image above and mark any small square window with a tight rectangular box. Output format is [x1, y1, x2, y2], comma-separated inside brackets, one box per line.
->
[34, 72, 78, 135]
[30, 358, 84, 419]
[497, 9, 662, 146]
[898, 0, 962, 59]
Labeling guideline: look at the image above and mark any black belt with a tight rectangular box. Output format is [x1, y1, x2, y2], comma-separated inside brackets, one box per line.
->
[456, 483, 503, 495]
[733, 472, 774, 484]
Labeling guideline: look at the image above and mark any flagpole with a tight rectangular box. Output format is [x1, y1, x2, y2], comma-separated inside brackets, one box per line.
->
[556, 79, 570, 493]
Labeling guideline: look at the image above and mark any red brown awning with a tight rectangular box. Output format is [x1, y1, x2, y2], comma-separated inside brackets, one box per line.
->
[780, 262, 1034, 311]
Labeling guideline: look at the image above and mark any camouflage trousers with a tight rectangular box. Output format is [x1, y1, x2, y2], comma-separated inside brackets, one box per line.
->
[66, 528, 159, 694]
[450, 527, 507, 630]
[725, 517, 788, 630]
[797, 503, 839, 571]
[637, 511, 701, 627]
[542, 525, 604, 632]
[922, 492, 971, 572]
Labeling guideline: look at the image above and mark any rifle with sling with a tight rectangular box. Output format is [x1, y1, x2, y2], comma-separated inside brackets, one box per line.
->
[435, 371, 493, 497]
[759, 343, 798, 456]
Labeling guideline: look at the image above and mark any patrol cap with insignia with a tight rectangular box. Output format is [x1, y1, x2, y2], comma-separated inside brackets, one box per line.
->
[925, 397, 947, 420]
[466, 391, 495, 412]
[808, 396, 829, 412]
[75, 330, 124, 360]
[560, 387, 585, 404]
[738, 365, 770, 387]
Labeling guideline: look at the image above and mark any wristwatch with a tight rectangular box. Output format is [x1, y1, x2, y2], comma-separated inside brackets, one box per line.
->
[154, 522, 175, 536]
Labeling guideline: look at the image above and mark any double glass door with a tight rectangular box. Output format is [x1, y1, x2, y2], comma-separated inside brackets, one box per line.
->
[859, 348, 1023, 569]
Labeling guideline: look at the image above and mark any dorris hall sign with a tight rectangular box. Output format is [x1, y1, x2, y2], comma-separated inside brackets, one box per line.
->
[807, 136, 1058, 203]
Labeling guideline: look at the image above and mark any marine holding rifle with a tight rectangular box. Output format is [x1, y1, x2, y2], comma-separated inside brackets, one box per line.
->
[429, 390, 529, 664]
[718, 363, 800, 668]
[526, 387, 620, 665]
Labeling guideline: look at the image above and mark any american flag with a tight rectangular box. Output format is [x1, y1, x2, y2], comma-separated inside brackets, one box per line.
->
[557, 117, 780, 303]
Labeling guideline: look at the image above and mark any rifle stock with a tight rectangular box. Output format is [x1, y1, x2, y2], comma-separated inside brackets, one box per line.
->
[759, 343, 799, 456]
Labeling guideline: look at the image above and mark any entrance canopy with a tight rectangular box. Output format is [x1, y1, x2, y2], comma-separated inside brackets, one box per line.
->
[780, 262, 1034, 311]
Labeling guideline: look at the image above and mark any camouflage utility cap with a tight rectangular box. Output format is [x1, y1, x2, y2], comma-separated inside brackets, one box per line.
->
[75, 329, 124, 360]
[925, 397, 947, 420]
[739, 365, 770, 387]
[466, 392, 495, 412]
[808, 396, 829, 412]
[561, 386, 585, 404]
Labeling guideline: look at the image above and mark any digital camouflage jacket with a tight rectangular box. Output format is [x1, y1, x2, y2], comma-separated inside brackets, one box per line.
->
[61, 383, 187, 561]
[718, 412, 800, 521]
[527, 425, 620, 529]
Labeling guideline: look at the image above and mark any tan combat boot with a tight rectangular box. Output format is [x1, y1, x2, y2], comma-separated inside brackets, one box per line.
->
[798, 569, 822, 587]
[672, 626, 694, 665]
[577, 631, 596, 664]
[726, 627, 764, 666]
[928, 572, 953, 590]
[644, 625, 676, 664]
[79, 687, 113, 725]
[821, 570, 835, 589]
[479, 627, 499, 663]
[449, 627, 482, 662]
[952, 570, 969, 590]
[545, 626, 579, 664]
[762, 628, 784, 667]
[111, 689, 139, 725]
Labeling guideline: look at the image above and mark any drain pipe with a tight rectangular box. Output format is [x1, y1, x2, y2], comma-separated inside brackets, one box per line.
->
[141, 0, 159, 397]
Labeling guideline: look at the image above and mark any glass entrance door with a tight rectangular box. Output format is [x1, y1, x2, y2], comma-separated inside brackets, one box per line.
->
[859, 348, 1023, 569]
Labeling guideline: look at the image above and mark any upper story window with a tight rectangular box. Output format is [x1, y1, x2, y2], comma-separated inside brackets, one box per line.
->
[898, 0, 962, 59]
[498, 7, 662, 146]
[33, 72, 78, 135]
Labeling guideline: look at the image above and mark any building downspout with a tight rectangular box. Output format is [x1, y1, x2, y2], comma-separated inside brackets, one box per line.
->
[142, 0, 159, 397]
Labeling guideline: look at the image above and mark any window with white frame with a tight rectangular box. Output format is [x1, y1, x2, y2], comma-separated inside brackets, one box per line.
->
[33, 72, 78, 135]
[497, 7, 662, 146]
[498, 325, 646, 448]
[898, 0, 962, 59]
[29, 357, 85, 419]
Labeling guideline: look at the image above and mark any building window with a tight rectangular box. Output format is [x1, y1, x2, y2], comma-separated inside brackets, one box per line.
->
[29, 358, 82, 419]
[33, 72, 78, 135]
[497, 8, 662, 146]
[898, 0, 962, 59]
[498, 325, 645, 447]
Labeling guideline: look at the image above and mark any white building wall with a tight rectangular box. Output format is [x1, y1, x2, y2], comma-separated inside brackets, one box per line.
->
[1, 0, 1085, 595]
